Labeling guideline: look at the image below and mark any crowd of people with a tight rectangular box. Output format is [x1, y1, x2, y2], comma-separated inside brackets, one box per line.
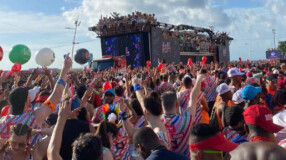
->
[0, 54, 286, 160]
[96, 11, 157, 36]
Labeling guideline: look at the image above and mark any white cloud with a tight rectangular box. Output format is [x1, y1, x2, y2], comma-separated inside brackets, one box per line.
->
[61, 7, 66, 11]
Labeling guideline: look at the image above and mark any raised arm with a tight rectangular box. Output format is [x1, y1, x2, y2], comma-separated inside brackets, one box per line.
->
[43, 67, 55, 91]
[25, 68, 39, 88]
[186, 71, 204, 123]
[132, 77, 146, 113]
[81, 75, 101, 107]
[33, 54, 72, 127]
[47, 98, 72, 160]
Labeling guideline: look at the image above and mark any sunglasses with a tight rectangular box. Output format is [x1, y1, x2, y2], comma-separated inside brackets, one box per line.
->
[105, 93, 114, 97]
[202, 150, 226, 160]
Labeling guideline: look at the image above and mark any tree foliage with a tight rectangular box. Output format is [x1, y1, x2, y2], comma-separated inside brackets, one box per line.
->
[278, 41, 286, 54]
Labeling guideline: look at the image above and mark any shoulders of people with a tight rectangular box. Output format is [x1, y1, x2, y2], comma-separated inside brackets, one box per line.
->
[146, 149, 189, 160]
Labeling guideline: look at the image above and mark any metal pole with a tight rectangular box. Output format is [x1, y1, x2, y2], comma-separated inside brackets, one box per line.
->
[71, 24, 78, 61]
[272, 29, 276, 49]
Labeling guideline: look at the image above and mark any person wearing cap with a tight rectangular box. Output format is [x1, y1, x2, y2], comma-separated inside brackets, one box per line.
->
[266, 74, 278, 95]
[227, 68, 244, 92]
[241, 84, 262, 109]
[224, 105, 249, 144]
[189, 124, 238, 160]
[244, 104, 283, 143]
[232, 89, 245, 108]
[212, 83, 235, 131]
[93, 87, 117, 123]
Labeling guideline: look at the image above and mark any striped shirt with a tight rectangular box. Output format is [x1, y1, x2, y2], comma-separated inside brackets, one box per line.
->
[177, 88, 192, 113]
[0, 110, 38, 139]
[160, 82, 173, 92]
[204, 76, 217, 102]
[193, 92, 204, 126]
[162, 112, 193, 158]
[224, 128, 249, 144]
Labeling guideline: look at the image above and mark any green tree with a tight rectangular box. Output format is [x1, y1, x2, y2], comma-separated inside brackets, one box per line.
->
[278, 41, 286, 54]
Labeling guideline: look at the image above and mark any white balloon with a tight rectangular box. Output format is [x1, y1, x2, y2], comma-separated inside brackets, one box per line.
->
[35, 48, 55, 66]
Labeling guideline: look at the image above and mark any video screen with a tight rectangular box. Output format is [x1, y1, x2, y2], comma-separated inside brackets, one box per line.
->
[151, 27, 180, 66]
[266, 50, 281, 59]
[101, 33, 146, 67]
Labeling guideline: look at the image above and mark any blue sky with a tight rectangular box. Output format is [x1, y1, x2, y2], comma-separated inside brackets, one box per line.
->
[0, 0, 286, 70]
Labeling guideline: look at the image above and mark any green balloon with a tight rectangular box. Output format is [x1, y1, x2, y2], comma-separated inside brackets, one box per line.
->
[9, 44, 31, 64]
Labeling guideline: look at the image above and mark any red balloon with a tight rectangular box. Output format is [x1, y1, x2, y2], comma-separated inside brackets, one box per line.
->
[157, 63, 163, 70]
[239, 57, 241, 62]
[188, 58, 193, 66]
[0, 46, 3, 61]
[103, 82, 112, 92]
[11, 63, 21, 72]
[1, 105, 10, 116]
[202, 56, 207, 65]
[146, 60, 151, 66]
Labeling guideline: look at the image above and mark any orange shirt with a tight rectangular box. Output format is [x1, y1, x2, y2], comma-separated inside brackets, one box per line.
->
[266, 87, 276, 95]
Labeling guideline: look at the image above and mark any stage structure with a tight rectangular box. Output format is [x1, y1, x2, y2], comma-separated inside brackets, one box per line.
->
[89, 12, 233, 67]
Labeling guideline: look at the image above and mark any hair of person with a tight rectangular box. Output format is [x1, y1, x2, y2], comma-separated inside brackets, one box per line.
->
[156, 78, 161, 85]
[45, 113, 58, 126]
[133, 127, 160, 151]
[190, 124, 219, 143]
[224, 78, 231, 85]
[77, 107, 88, 122]
[271, 89, 286, 107]
[9, 87, 29, 115]
[10, 124, 32, 139]
[183, 76, 192, 87]
[224, 105, 244, 126]
[148, 77, 155, 90]
[72, 134, 102, 160]
[178, 73, 185, 81]
[77, 85, 87, 99]
[143, 96, 162, 116]
[95, 121, 118, 149]
[131, 99, 143, 116]
[114, 85, 124, 97]
[161, 91, 177, 112]
[246, 124, 269, 136]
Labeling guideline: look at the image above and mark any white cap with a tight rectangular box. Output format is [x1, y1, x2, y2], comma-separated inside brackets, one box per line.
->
[232, 89, 244, 104]
[29, 86, 40, 102]
[227, 68, 244, 77]
[273, 69, 279, 74]
[216, 83, 234, 95]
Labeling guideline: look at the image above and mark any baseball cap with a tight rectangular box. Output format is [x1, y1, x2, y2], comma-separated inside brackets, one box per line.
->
[227, 68, 244, 77]
[105, 89, 115, 96]
[241, 85, 261, 102]
[189, 132, 238, 152]
[216, 83, 234, 95]
[243, 104, 283, 133]
[232, 89, 244, 104]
